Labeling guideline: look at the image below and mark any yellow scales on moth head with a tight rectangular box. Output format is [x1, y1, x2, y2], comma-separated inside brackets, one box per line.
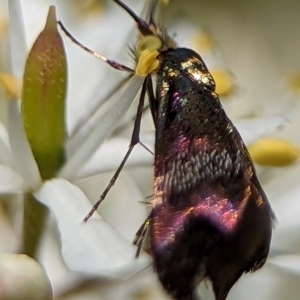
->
[133, 9, 177, 77]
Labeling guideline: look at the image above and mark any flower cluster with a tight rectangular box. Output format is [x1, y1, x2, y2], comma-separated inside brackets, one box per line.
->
[0, 0, 299, 299]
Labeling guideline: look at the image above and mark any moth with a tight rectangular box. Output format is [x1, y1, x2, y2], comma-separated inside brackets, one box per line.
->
[59, 1, 275, 299]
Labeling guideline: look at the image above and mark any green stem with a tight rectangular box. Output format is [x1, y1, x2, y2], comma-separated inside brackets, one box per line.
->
[20, 193, 48, 258]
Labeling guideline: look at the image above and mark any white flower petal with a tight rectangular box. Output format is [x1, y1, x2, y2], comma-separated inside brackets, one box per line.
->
[198, 259, 300, 299]
[272, 212, 300, 253]
[0, 122, 9, 145]
[268, 254, 300, 275]
[60, 76, 144, 181]
[0, 164, 26, 193]
[227, 263, 300, 300]
[76, 170, 149, 242]
[75, 269, 166, 300]
[34, 178, 150, 279]
[68, 75, 132, 149]
[37, 221, 84, 297]
[235, 115, 288, 145]
[264, 164, 300, 253]
[7, 101, 41, 188]
[0, 122, 14, 167]
[74, 136, 153, 181]
[0, 254, 52, 300]
[8, 0, 27, 80]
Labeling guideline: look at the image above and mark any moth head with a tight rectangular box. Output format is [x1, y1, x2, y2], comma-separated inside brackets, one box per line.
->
[114, 0, 176, 76]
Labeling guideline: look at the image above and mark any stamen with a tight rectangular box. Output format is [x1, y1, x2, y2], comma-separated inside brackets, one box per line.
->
[0, 73, 20, 100]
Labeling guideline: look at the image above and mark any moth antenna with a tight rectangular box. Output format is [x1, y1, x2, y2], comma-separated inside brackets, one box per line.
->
[113, 0, 154, 35]
[58, 20, 134, 72]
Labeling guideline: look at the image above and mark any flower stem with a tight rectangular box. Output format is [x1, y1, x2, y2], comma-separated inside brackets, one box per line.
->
[20, 193, 48, 258]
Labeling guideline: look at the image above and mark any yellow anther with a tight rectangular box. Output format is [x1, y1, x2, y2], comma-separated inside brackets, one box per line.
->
[136, 50, 159, 77]
[191, 32, 214, 53]
[248, 138, 300, 167]
[0, 15, 7, 35]
[78, 0, 104, 16]
[0, 73, 21, 100]
[287, 72, 300, 93]
[210, 69, 234, 97]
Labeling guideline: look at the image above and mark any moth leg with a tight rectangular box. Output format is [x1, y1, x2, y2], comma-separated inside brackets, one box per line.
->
[135, 78, 157, 155]
[57, 20, 134, 73]
[133, 214, 151, 258]
[146, 75, 158, 127]
[137, 194, 153, 206]
[130, 104, 150, 121]
[113, 104, 151, 142]
[83, 76, 150, 222]
[139, 141, 153, 155]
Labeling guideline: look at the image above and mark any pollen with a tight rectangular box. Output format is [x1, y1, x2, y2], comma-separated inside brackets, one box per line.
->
[210, 69, 234, 97]
[0, 73, 21, 100]
[77, 0, 104, 17]
[248, 138, 300, 167]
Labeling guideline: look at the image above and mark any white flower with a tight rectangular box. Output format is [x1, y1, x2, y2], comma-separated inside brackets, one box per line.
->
[1, 0, 150, 291]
